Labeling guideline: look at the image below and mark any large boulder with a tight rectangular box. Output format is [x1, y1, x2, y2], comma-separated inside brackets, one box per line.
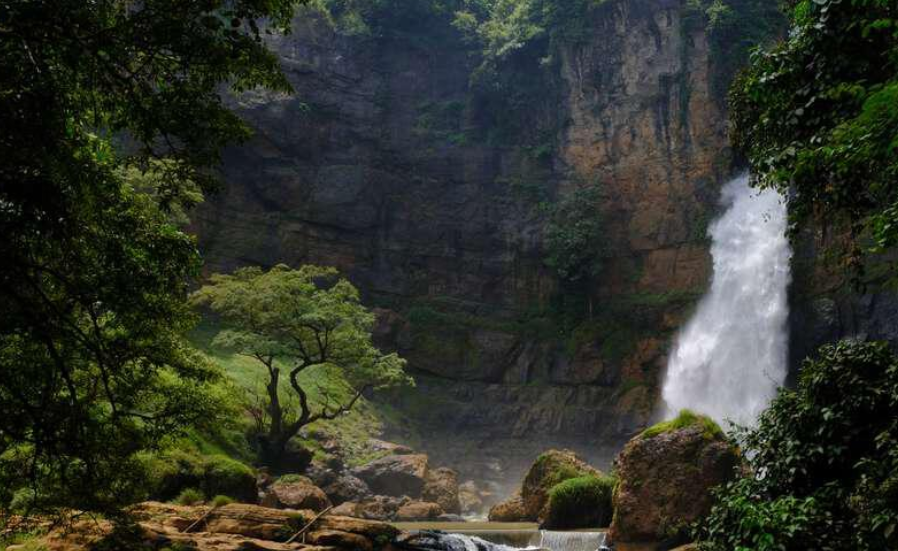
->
[520, 449, 602, 521]
[487, 492, 527, 522]
[422, 467, 461, 514]
[351, 453, 429, 498]
[321, 472, 372, 505]
[609, 411, 739, 549]
[396, 501, 445, 521]
[260, 475, 332, 512]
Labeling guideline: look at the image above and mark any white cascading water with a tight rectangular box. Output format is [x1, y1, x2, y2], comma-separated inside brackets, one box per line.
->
[661, 173, 792, 426]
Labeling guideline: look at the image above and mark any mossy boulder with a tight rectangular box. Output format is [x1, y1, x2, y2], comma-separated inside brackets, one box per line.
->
[148, 450, 257, 503]
[542, 475, 615, 529]
[521, 449, 602, 521]
[609, 410, 739, 549]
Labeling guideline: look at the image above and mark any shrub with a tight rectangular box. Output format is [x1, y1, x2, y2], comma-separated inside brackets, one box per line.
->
[543, 475, 615, 529]
[698, 341, 898, 551]
[210, 495, 235, 508]
[174, 488, 204, 506]
[640, 409, 723, 441]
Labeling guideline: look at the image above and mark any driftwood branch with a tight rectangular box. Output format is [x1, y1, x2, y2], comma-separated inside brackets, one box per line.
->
[285, 505, 334, 544]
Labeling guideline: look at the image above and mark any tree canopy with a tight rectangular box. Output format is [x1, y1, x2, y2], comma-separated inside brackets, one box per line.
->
[0, 0, 303, 517]
[191, 265, 411, 468]
[730, 0, 898, 273]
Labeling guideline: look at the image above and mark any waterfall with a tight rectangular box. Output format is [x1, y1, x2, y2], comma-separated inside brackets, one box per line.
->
[538, 530, 607, 551]
[661, 173, 791, 426]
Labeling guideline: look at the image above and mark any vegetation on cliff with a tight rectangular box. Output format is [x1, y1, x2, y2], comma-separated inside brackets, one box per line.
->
[0, 0, 303, 519]
[731, 0, 898, 276]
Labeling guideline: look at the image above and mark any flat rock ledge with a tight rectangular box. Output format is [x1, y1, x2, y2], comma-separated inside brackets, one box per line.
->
[13, 501, 411, 551]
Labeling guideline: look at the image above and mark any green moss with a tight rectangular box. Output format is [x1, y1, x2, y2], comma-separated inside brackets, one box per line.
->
[210, 495, 235, 508]
[533, 452, 583, 489]
[640, 409, 724, 440]
[544, 475, 616, 529]
[174, 488, 204, 506]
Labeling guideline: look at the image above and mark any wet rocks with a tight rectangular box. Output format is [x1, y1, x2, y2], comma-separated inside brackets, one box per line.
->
[422, 467, 461, 515]
[396, 501, 445, 521]
[487, 492, 527, 522]
[609, 417, 739, 549]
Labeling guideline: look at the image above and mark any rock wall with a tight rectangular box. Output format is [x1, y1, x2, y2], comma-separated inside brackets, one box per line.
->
[193, 0, 733, 483]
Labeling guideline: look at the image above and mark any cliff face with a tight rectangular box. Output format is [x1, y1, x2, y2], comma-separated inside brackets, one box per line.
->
[193, 0, 731, 480]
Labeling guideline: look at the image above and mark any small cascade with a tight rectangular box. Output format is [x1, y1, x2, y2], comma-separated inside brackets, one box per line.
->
[407, 529, 608, 551]
[538, 530, 607, 551]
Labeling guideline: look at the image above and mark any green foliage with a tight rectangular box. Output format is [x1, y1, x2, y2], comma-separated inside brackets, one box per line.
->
[544, 475, 615, 529]
[0, 0, 302, 519]
[453, 0, 605, 71]
[174, 488, 205, 507]
[544, 185, 606, 282]
[730, 0, 898, 274]
[640, 409, 724, 441]
[192, 265, 411, 467]
[699, 341, 898, 551]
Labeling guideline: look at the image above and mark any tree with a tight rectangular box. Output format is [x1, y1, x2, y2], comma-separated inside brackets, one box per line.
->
[0, 0, 302, 517]
[730, 0, 898, 274]
[191, 265, 411, 469]
[699, 340, 898, 550]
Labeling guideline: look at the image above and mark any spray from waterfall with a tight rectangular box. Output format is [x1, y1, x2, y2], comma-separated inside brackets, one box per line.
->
[661, 173, 791, 426]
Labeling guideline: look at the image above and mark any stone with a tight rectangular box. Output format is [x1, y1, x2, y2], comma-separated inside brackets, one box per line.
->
[261, 476, 332, 512]
[395, 501, 444, 521]
[307, 530, 372, 551]
[422, 467, 461, 514]
[351, 454, 429, 498]
[487, 492, 527, 522]
[520, 449, 602, 521]
[609, 423, 739, 548]
[320, 473, 372, 505]
[327, 495, 408, 521]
